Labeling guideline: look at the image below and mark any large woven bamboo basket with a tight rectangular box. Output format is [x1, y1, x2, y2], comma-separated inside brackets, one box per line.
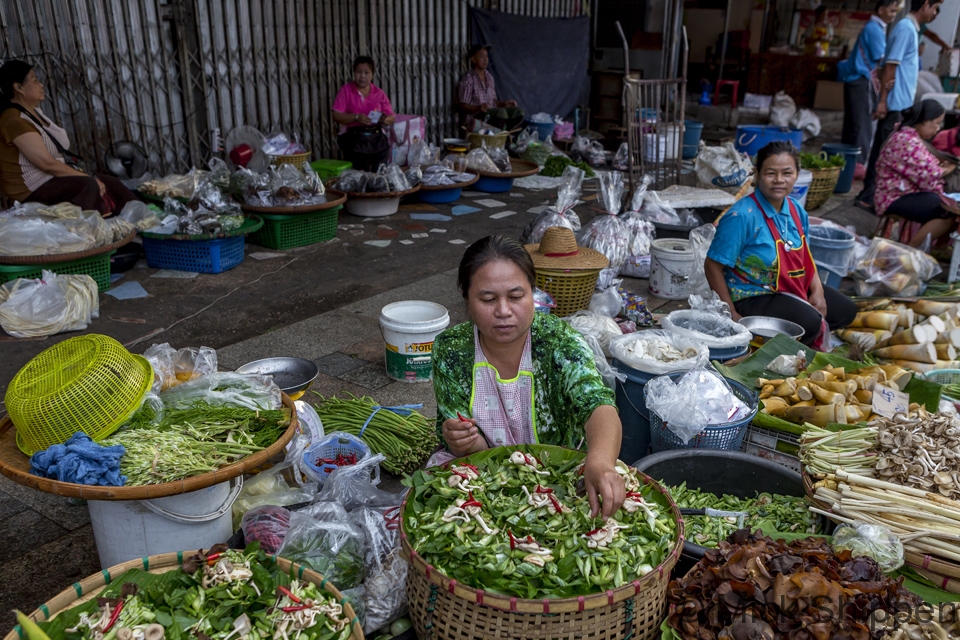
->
[804, 166, 841, 210]
[270, 150, 312, 169]
[400, 463, 684, 640]
[467, 131, 509, 150]
[6, 551, 364, 640]
[535, 268, 601, 317]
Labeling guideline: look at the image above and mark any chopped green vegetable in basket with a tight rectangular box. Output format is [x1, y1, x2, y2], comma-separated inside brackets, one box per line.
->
[666, 482, 821, 548]
[799, 152, 846, 170]
[541, 156, 595, 178]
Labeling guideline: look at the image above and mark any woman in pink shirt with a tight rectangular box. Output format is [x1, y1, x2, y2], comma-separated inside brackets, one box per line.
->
[875, 99, 958, 247]
[332, 56, 396, 171]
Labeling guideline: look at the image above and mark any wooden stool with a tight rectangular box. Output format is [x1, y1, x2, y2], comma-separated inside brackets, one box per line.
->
[714, 80, 739, 109]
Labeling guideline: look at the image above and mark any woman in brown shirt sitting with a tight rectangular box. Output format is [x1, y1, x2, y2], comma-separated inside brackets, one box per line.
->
[0, 60, 135, 216]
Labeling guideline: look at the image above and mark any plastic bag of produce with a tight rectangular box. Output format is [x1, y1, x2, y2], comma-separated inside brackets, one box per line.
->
[241, 505, 292, 554]
[564, 309, 622, 356]
[0, 271, 99, 338]
[851, 237, 941, 297]
[832, 522, 904, 572]
[571, 136, 606, 167]
[299, 500, 349, 523]
[143, 343, 177, 392]
[278, 511, 367, 589]
[661, 293, 752, 349]
[466, 147, 500, 173]
[487, 146, 512, 172]
[686, 223, 716, 298]
[0, 213, 94, 256]
[608, 329, 707, 374]
[577, 170, 628, 289]
[379, 163, 413, 192]
[316, 453, 405, 512]
[173, 346, 217, 384]
[334, 169, 365, 193]
[587, 284, 624, 318]
[695, 142, 753, 194]
[613, 141, 629, 171]
[232, 461, 317, 527]
[645, 365, 752, 443]
[350, 503, 407, 633]
[513, 128, 538, 155]
[620, 175, 657, 278]
[160, 372, 281, 411]
[520, 165, 584, 243]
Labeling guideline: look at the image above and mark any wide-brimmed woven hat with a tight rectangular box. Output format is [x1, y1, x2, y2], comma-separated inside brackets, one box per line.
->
[524, 226, 609, 270]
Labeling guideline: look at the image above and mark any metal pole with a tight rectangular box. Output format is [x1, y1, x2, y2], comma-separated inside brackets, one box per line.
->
[717, 0, 732, 86]
[615, 20, 629, 78]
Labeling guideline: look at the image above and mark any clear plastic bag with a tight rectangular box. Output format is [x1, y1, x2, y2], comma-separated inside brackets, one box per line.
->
[232, 461, 318, 527]
[587, 285, 624, 318]
[404, 166, 422, 187]
[173, 346, 218, 385]
[334, 169, 365, 193]
[607, 329, 708, 374]
[571, 136, 606, 167]
[278, 511, 367, 589]
[107, 217, 136, 242]
[564, 310, 623, 355]
[299, 500, 349, 523]
[513, 129, 538, 155]
[487, 146, 512, 172]
[645, 365, 752, 443]
[379, 163, 413, 192]
[832, 522, 904, 572]
[612, 142, 629, 171]
[0, 212, 98, 256]
[118, 201, 161, 231]
[520, 166, 584, 243]
[316, 453, 405, 512]
[407, 140, 439, 168]
[143, 343, 177, 392]
[159, 372, 282, 411]
[661, 306, 753, 349]
[637, 191, 681, 225]
[466, 147, 500, 173]
[852, 237, 941, 297]
[687, 223, 716, 297]
[580, 332, 625, 390]
[577, 171, 628, 288]
[241, 505, 292, 554]
[0, 271, 99, 338]
[359, 548, 407, 634]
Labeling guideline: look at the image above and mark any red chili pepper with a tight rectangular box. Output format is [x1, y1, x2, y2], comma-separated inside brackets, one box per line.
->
[508, 530, 518, 549]
[461, 491, 483, 510]
[102, 601, 124, 633]
[451, 469, 469, 480]
[462, 463, 480, 474]
[281, 605, 312, 612]
[526, 535, 535, 544]
[535, 485, 554, 494]
[547, 494, 564, 513]
[206, 552, 223, 566]
[578, 466, 585, 476]
[278, 586, 302, 604]
[626, 492, 645, 499]
[585, 528, 602, 536]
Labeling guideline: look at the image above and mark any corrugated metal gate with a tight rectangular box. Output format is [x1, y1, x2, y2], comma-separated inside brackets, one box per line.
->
[0, 0, 584, 175]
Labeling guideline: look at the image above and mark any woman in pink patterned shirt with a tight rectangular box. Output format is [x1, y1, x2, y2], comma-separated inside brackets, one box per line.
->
[875, 99, 957, 247]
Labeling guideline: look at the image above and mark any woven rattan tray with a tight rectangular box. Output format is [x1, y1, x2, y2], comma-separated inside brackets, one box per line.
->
[240, 189, 347, 215]
[4, 550, 363, 640]
[475, 158, 540, 179]
[139, 215, 263, 242]
[417, 173, 479, 191]
[0, 392, 299, 500]
[0, 230, 137, 265]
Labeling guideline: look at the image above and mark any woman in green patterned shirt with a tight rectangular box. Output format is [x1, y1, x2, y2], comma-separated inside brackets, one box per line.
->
[430, 232, 625, 518]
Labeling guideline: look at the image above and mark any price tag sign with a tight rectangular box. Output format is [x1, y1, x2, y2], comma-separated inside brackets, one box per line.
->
[872, 383, 910, 418]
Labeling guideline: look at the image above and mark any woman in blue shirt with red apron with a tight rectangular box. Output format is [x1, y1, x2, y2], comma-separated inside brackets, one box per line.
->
[704, 141, 858, 347]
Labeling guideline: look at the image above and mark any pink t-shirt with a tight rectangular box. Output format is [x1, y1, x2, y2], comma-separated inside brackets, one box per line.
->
[331, 82, 394, 134]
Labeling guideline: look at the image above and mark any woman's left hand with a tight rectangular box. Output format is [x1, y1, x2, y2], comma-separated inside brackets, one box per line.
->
[583, 455, 625, 520]
[808, 287, 828, 318]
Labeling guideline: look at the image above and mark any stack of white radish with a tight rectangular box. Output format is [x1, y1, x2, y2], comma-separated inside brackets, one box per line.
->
[836, 299, 960, 373]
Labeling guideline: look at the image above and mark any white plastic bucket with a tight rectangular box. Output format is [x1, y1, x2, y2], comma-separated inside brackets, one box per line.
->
[87, 478, 242, 568]
[791, 169, 813, 208]
[379, 300, 450, 382]
[643, 124, 683, 162]
[649, 238, 694, 300]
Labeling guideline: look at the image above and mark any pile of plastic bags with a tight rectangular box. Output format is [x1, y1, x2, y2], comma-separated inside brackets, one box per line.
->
[0, 270, 99, 338]
[334, 163, 418, 193]
[0, 202, 130, 256]
[577, 170, 628, 290]
[619, 175, 656, 278]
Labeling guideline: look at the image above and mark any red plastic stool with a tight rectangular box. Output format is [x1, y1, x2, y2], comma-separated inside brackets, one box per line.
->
[714, 80, 739, 108]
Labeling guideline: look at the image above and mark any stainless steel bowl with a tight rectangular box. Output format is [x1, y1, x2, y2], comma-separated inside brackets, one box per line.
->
[236, 357, 320, 395]
[738, 316, 805, 341]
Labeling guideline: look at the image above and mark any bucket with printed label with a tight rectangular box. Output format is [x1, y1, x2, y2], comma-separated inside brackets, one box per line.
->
[379, 301, 450, 382]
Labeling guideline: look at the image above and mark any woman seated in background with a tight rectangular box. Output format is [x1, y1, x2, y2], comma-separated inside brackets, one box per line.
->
[704, 141, 858, 347]
[0, 60, 135, 216]
[331, 56, 396, 172]
[932, 120, 960, 193]
[875, 99, 958, 248]
[430, 232, 625, 519]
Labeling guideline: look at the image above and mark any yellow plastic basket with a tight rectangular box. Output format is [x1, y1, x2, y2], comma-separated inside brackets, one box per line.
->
[5, 335, 153, 454]
[535, 268, 601, 317]
[270, 151, 311, 169]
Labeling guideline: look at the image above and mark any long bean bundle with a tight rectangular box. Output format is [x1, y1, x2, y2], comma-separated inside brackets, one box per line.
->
[312, 393, 437, 474]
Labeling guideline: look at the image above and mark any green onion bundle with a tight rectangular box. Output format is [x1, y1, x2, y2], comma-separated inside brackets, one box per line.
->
[312, 393, 437, 475]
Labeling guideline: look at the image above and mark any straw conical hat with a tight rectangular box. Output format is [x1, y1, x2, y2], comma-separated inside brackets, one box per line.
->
[524, 226, 609, 270]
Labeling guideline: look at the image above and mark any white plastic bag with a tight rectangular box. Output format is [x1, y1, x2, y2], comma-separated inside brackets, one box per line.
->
[564, 310, 623, 355]
[769, 91, 797, 127]
[661, 305, 753, 350]
[694, 142, 753, 194]
[587, 285, 623, 318]
[645, 365, 752, 444]
[580, 332, 626, 389]
[608, 329, 708, 374]
[578, 171, 628, 290]
[0, 271, 99, 338]
[789, 109, 821, 141]
[520, 165, 583, 244]
[686, 224, 716, 297]
[119, 201, 161, 231]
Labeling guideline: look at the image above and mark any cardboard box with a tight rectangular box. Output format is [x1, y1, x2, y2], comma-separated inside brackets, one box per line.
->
[814, 80, 844, 111]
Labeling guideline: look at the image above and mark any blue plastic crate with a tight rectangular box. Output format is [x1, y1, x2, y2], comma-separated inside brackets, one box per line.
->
[302, 432, 370, 483]
[142, 236, 245, 273]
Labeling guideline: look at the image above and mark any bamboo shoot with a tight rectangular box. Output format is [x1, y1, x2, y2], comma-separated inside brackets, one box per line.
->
[760, 396, 789, 416]
[784, 403, 841, 428]
[895, 307, 915, 328]
[922, 315, 947, 334]
[908, 300, 957, 317]
[877, 365, 914, 389]
[850, 311, 900, 333]
[935, 329, 960, 347]
[853, 389, 873, 404]
[773, 378, 797, 397]
[876, 324, 936, 349]
[809, 383, 846, 405]
[809, 370, 836, 382]
[759, 384, 775, 400]
[936, 344, 957, 361]
[872, 343, 937, 364]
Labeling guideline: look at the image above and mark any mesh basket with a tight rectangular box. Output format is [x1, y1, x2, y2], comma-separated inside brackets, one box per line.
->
[804, 166, 842, 210]
[142, 236, 245, 273]
[5, 334, 153, 454]
[0, 252, 114, 292]
[249, 206, 340, 250]
[647, 376, 757, 453]
[535, 268, 601, 317]
[301, 432, 370, 483]
[923, 369, 960, 400]
[270, 150, 311, 169]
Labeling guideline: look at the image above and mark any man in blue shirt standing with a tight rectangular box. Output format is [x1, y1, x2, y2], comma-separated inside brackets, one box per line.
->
[857, 0, 943, 210]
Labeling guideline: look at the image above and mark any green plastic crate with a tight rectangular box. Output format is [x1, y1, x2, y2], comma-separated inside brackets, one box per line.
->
[249, 206, 341, 250]
[0, 251, 114, 292]
[310, 159, 352, 181]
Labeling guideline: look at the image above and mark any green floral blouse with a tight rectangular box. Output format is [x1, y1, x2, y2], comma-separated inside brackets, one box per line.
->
[432, 312, 616, 450]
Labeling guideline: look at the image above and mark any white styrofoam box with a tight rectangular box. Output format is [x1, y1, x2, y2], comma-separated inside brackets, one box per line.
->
[925, 93, 960, 111]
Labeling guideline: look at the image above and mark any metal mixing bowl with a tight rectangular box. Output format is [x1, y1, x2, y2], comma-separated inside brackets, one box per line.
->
[737, 316, 805, 341]
[236, 357, 320, 397]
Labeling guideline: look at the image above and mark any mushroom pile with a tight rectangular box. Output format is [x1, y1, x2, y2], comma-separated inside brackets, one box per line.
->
[874, 411, 960, 498]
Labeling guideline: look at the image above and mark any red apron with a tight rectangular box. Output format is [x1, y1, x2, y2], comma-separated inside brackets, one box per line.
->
[752, 193, 828, 347]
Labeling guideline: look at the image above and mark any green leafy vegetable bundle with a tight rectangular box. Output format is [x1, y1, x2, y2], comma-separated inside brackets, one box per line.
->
[799, 152, 846, 170]
[541, 156, 596, 178]
[666, 482, 821, 548]
[37, 544, 355, 640]
[402, 446, 678, 599]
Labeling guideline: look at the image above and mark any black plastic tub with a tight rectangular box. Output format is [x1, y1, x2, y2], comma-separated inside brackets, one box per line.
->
[110, 241, 143, 273]
[633, 449, 824, 577]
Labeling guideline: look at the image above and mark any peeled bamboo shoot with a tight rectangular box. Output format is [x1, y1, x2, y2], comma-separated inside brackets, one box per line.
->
[895, 308, 915, 328]
[935, 329, 960, 347]
[809, 370, 835, 382]
[878, 365, 913, 389]
[922, 315, 947, 334]
[853, 389, 873, 404]
[908, 300, 957, 317]
[876, 324, 936, 348]
[936, 344, 957, 361]
[784, 403, 841, 428]
[872, 342, 937, 364]
[836, 329, 891, 350]
[850, 311, 899, 333]
[760, 396, 789, 416]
